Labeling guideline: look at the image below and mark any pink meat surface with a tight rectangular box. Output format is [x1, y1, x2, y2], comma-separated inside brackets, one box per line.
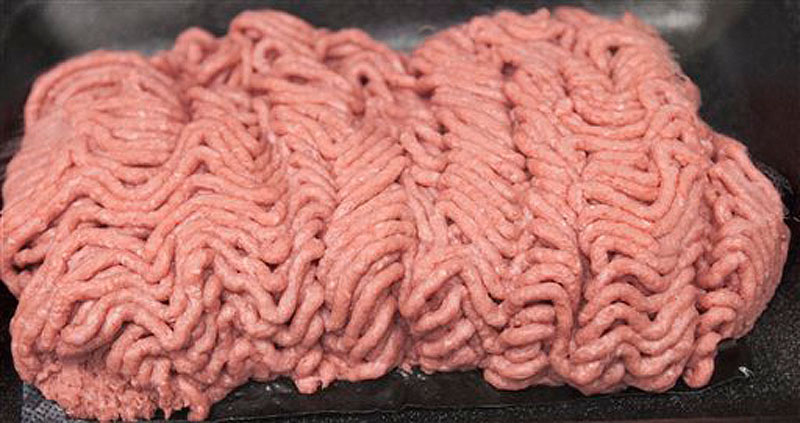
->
[0, 7, 790, 421]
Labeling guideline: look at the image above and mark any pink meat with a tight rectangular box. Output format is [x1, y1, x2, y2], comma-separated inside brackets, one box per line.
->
[0, 7, 789, 421]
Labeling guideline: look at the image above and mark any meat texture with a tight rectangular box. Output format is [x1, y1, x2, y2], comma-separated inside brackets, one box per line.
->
[0, 7, 789, 421]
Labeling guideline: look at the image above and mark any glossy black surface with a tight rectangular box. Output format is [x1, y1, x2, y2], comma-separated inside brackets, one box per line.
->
[0, 1, 798, 422]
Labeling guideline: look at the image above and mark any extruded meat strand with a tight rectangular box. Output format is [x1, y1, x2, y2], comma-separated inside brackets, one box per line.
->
[0, 7, 789, 421]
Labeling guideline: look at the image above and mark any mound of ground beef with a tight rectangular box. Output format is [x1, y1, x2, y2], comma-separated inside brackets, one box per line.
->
[0, 7, 789, 421]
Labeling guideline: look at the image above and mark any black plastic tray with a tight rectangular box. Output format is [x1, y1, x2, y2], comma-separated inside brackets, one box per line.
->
[1, 1, 799, 422]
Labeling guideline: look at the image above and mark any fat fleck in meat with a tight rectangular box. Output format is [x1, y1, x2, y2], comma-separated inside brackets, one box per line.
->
[0, 7, 789, 421]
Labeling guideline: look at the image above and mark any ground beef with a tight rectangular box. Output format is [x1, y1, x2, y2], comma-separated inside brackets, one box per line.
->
[0, 7, 790, 422]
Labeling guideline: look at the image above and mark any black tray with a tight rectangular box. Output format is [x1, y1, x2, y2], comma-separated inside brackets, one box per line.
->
[1, 1, 799, 422]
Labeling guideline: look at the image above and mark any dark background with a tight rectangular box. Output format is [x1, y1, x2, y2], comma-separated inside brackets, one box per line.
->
[0, 0, 799, 422]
